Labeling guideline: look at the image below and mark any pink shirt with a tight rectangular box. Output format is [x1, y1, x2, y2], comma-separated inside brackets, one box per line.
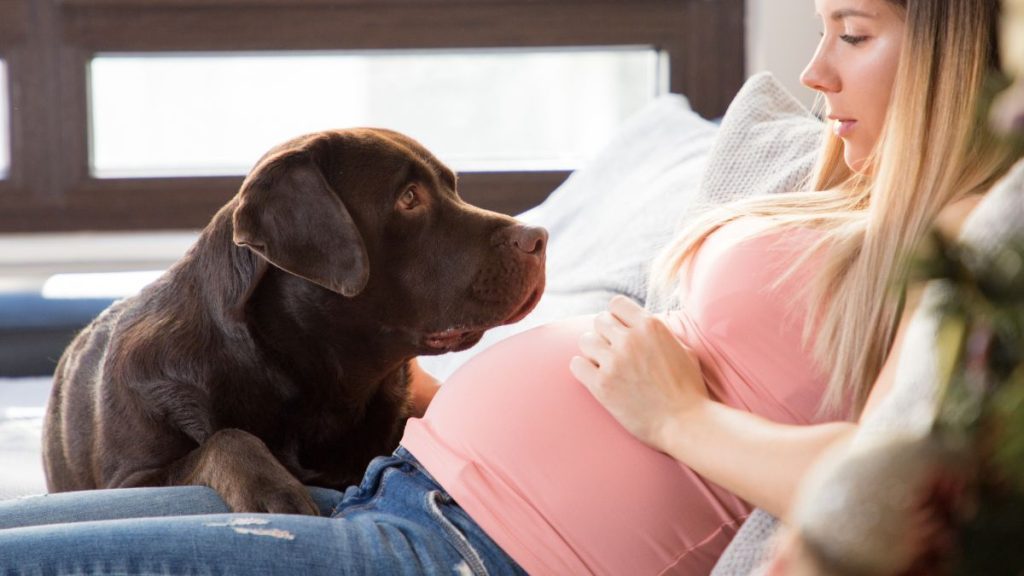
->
[402, 218, 838, 575]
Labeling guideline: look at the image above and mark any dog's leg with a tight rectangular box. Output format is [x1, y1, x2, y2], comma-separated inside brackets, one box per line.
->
[165, 428, 320, 515]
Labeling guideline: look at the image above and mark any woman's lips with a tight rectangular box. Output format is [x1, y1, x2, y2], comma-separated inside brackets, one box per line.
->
[832, 118, 857, 138]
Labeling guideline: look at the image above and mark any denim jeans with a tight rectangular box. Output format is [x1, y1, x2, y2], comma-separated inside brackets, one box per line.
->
[0, 448, 527, 576]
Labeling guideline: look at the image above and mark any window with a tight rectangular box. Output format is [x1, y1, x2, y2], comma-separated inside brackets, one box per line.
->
[0, 0, 745, 232]
[90, 49, 662, 177]
[0, 59, 8, 180]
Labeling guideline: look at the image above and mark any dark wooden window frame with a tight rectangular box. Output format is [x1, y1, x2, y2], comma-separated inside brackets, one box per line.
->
[0, 0, 744, 233]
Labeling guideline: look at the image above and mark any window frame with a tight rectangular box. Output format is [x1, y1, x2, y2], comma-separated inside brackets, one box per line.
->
[0, 0, 745, 232]
[0, 58, 9, 181]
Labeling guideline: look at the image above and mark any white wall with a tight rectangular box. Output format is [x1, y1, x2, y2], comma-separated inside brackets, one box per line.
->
[746, 0, 820, 108]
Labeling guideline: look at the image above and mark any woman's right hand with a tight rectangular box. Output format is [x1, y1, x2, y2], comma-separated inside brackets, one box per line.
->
[570, 295, 710, 453]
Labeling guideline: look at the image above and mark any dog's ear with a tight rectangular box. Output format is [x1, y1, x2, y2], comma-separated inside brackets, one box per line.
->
[231, 150, 369, 297]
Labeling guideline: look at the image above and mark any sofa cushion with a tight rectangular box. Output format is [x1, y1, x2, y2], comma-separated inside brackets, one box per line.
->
[697, 72, 822, 207]
[0, 294, 115, 377]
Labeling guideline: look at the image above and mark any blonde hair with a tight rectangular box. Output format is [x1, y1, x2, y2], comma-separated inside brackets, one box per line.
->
[649, 0, 1021, 416]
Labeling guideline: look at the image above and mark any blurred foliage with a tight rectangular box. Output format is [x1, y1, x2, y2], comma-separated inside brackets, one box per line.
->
[911, 231, 1024, 575]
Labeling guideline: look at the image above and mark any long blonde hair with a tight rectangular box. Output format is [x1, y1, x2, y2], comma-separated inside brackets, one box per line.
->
[649, 0, 1021, 415]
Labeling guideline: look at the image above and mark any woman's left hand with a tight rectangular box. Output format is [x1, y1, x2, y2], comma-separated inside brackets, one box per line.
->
[570, 295, 709, 452]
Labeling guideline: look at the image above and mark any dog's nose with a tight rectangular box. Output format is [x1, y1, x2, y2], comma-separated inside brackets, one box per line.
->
[511, 225, 548, 256]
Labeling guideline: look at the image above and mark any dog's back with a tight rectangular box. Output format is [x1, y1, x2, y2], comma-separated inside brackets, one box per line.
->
[43, 214, 273, 492]
[43, 299, 132, 491]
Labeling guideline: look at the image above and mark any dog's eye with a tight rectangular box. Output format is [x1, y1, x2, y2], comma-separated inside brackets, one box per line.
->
[398, 186, 421, 211]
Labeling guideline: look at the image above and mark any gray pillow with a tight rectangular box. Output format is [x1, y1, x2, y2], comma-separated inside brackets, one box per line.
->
[698, 72, 822, 207]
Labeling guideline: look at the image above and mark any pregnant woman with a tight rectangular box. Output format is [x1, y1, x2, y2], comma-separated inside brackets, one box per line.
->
[0, 0, 1018, 574]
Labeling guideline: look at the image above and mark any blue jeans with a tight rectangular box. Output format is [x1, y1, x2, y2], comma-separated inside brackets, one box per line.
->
[0, 448, 527, 576]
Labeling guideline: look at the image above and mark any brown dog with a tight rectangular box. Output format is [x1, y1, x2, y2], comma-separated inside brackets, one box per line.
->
[42, 128, 546, 514]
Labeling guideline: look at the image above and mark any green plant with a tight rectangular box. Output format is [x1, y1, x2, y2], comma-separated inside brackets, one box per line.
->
[914, 231, 1024, 575]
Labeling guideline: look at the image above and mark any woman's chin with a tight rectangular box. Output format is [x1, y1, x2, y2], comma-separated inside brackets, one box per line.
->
[843, 149, 870, 174]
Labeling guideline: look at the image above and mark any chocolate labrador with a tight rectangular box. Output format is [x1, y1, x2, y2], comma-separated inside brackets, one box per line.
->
[42, 128, 546, 514]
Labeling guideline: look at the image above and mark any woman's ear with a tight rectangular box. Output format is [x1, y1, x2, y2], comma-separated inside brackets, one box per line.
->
[231, 149, 369, 297]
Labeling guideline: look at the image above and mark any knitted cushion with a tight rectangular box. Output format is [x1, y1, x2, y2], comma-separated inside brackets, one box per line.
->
[698, 72, 822, 207]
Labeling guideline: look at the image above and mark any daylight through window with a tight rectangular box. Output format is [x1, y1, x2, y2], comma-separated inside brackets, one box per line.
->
[89, 48, 663, 178]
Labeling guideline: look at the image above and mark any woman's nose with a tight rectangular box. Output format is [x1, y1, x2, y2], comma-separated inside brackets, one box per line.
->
[800, 42, 841, 94]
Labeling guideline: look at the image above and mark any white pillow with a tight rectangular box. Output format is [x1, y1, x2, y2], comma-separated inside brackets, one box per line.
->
[419, 94, 719, 380]
[519, 94, 718, 299]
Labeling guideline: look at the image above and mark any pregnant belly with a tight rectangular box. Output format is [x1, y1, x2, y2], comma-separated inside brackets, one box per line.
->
[409, 315, 749, 575]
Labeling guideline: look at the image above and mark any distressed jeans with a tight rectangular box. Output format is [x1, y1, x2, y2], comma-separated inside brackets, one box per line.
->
[0, 448, 527, 576]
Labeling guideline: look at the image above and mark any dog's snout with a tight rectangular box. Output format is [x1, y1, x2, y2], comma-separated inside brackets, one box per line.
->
[511, 226, 548, 256]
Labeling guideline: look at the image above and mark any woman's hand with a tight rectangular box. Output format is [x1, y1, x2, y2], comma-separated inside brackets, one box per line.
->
[570, 295, 710, 452]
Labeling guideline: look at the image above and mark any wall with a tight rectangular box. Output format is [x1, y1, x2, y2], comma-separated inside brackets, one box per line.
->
[746, 0, 820, 109]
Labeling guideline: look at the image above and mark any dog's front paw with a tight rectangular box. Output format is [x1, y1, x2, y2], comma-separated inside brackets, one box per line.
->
[186, 428, 321, 516]
[227, 475, 320, 516]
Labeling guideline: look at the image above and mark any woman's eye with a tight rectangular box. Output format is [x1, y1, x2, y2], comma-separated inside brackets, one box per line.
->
[840, 34, 868, 46]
